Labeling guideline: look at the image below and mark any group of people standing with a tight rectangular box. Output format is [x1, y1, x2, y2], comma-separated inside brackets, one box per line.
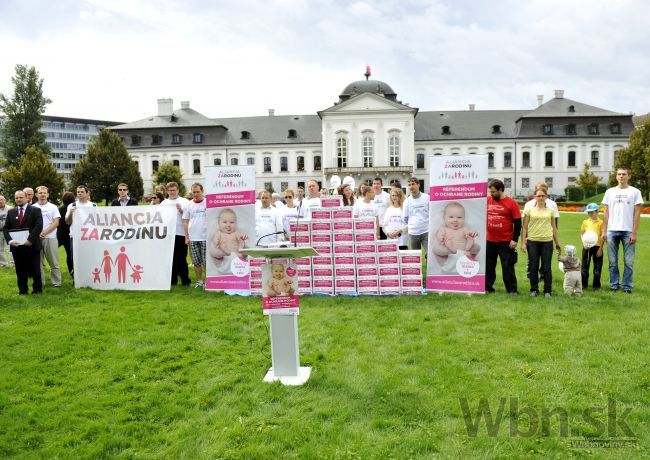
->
[2, 167, 642, 297]
[485, 167, 642, 297]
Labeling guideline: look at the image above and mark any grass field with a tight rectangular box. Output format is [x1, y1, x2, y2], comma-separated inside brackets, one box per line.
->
[1, 213, 648, 458]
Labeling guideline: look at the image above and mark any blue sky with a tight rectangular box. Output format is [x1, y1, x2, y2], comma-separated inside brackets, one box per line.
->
[1, 0, 648, 122]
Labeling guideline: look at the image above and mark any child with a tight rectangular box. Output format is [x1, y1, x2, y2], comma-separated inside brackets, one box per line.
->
[581, 203, 603, 289]
[558, 245, 582, 296]
[265, 263, 294, 296]
[130, 265, 143, 283]
[432, 201, 480, 266]
[209, 208, 248, 268]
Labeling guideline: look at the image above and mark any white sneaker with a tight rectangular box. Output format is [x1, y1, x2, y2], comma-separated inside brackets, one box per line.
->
[194, 281, 205, 289]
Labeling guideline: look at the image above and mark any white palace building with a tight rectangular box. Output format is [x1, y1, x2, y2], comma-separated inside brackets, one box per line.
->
[110, 76, 634, 198]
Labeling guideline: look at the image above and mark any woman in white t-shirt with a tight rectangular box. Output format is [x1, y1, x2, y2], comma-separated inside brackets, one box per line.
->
[382, 187, 408, 249]
[338, 184, 355, 207]
[278, 188, 308, 239]
[353, 185, 378, 219]
[353, 185, 380, 238]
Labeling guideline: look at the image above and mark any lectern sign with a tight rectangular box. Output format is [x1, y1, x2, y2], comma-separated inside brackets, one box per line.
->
[262, 260, 299, 315]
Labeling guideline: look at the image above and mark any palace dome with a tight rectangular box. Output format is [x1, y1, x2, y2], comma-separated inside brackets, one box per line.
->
[338, 79, 398, 103]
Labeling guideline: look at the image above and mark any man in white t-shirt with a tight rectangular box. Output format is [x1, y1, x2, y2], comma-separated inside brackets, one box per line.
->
[372, 177, 390, 239]
[301, 180, 322, 210]
[256, 191, 283, 245]
[402, 177, 430, 252]
[161, 181, 191, 287]
[34, 186, 62, 287]
[601, 167, 643, 293]
[183, 183, 207, 288]
[65, 185, 96, 278]
[271, 193, 285, 210]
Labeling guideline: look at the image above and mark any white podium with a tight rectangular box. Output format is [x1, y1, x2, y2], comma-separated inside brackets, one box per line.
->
[241, 246, 318, 386]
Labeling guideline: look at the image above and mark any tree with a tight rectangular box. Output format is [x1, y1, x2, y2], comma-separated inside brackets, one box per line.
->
[71, 129, 144, 205]
[153, 161, 186, 196]
[609, 118, 650, 200]
[576, 163, 600, 199]
[0, 65, 52, 167]
[1, 146, 65, 203]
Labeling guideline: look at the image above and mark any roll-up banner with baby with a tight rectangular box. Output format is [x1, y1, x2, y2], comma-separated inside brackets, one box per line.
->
[205, 165, 256, 291]
[427, 154, 488, 294]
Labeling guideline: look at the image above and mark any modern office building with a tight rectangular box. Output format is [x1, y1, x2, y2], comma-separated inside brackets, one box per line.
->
[110, 77, 634, 197]
[42, 116, 123, 182]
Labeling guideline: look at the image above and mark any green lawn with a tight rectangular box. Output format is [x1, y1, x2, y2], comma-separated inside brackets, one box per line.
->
[1, 213, 648, 458]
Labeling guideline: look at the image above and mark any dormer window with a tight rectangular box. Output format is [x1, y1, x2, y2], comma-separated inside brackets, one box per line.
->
[441, 126, 451, 135]
[131, 135, 141, 146]
[542, 124, 553, 135]
[288, 129, 297, 138]
[566, 124, 576, 135]
[193, 133, 203, 144]
[588, 123, 600, 135]
[492, 125, 501, 134]
[610, 123, 621, 135]
[241, 130, 250, 140]
[151, 134, 162, 145]
[171, 134, 182, 144]
[568, 105, 575, 112]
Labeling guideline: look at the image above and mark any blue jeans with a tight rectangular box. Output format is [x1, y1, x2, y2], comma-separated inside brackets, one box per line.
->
[607, 231, 636, 291]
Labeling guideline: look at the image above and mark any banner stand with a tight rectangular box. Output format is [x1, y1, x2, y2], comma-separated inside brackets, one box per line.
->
[242, 246, 318, 386]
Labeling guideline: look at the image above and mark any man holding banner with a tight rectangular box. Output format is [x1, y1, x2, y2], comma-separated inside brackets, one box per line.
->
[403, 177, 429, 252]
[161, 182, 191, 287]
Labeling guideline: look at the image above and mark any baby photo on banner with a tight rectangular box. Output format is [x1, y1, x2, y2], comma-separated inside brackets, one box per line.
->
[205, 165, 255, 291]
[262, 259, 299, 315]
[72, 206, 176, 290]
[427, 154, 488, 294]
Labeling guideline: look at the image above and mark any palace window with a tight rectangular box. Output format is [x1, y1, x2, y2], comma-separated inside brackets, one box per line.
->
[337, 136, 347, 168]
[264, 156, 271, 172]
[416, 153, 425, 169]
[362, 134, 374, 168]
[591, 151, 599, 167]
[193, 159, 201, 174]
[568, 151, 576, 167]
[389, 135, 400, 167]
[522, 151, 530, 168]
[504, 151, 512, 168]
[545, 151, 553, 167]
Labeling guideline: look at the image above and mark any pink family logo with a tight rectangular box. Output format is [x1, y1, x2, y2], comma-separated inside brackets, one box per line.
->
[91, 246, 144, 284]
[214, 179, 246, 188]
[437, 170, 479, 180]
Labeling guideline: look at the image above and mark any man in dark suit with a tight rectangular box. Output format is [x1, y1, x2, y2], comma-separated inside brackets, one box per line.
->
[111, 183, 138, 206]
[4, 190, 43, 295]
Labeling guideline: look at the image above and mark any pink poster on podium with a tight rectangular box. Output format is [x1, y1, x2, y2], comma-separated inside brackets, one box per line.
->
[426, 155, 487, 294]
[205, 165, 256, 291]
[262, 260, 299, 315]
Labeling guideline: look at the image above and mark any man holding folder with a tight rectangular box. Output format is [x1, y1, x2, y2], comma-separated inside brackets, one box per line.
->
[3, 190, 43, 295]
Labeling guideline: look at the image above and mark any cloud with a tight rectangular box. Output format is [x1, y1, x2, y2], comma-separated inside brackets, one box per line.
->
[1, 0, 648, 122]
